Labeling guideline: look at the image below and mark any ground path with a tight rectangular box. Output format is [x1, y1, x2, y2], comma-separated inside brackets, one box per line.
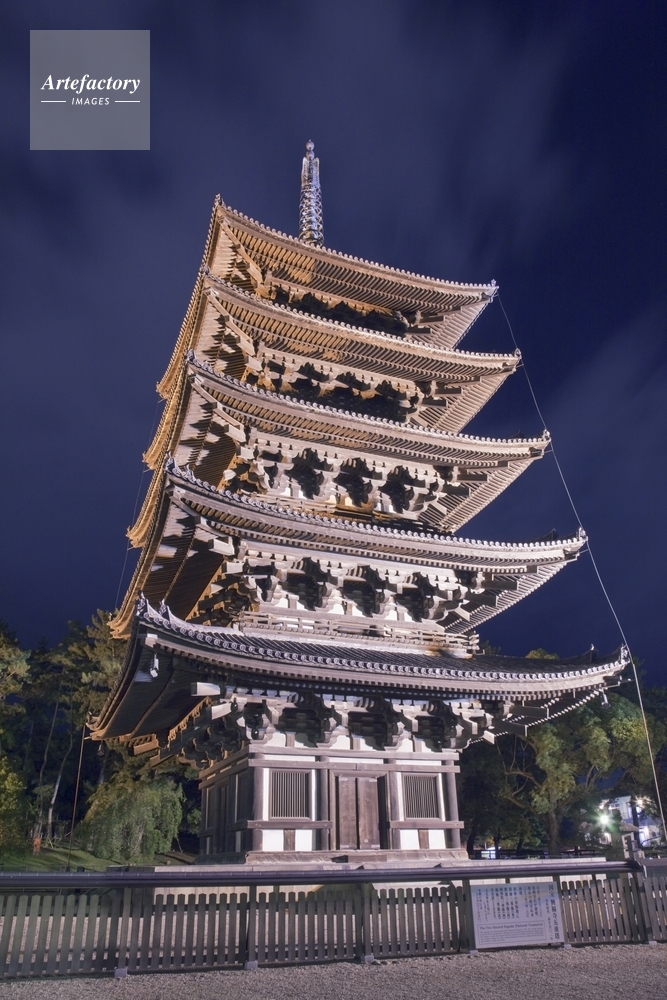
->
[0, 945, 665, 1000]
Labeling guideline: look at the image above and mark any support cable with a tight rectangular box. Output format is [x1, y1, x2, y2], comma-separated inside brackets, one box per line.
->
[65, 724, 87, 872]
[498, 294, 666, 841]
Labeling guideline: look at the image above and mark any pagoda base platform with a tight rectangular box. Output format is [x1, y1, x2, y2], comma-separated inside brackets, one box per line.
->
[195, 848, 469, 866]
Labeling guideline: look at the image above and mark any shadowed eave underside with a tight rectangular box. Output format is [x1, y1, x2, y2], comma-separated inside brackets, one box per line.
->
[112, 459, 584, 640]
[157, 197, 499, 403]
[128, 355, 547, 554]
[93, 597, 627, 745]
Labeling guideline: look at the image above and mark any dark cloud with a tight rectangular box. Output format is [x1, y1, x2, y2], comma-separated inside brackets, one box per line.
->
[0, 0, 665, 684]
[470, 307, 667, 664]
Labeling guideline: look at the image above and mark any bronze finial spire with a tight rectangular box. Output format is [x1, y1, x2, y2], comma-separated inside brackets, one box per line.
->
[299, 140, 323, 246]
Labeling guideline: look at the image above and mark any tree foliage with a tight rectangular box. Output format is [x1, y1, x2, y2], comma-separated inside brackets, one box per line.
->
[79, 776, 183, 863]
[0, 611, 198, 863]
[460, 691, 665, 855]
[0, 757, 25, 850]
[0, 622, 30, 744]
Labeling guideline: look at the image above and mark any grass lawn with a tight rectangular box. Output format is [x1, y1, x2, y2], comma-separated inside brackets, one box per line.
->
[0, 844, 113, 872]
[0, 844, 198, 872]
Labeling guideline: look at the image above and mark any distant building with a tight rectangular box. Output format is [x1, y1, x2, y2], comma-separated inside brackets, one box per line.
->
[601, 796, 662, 848]
[91, 143, 626, 865]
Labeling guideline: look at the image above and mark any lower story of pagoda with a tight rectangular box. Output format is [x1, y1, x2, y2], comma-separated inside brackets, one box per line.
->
[91, 598, 628, 867]
[197, 736, 465, 864]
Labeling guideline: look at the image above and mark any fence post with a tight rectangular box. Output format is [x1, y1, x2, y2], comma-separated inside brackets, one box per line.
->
[244, 885, 258, 969]
[360, 882, 375, 963]
[115, 888, 133, 974]
[555, 876, 573, 948]
[630, 872, 657, 945]
[461, 879, 477, 954]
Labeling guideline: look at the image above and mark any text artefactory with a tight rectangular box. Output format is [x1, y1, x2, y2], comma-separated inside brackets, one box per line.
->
[41, 75, 140, 95]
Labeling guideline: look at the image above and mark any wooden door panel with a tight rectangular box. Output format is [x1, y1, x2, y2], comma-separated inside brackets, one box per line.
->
[336, 776, 358, 849]
[357, 776, 381, 850]
[336, 775, 384, 850]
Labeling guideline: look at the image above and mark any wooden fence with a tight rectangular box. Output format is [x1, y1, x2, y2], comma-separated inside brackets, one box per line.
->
[0, 873, 665, 978]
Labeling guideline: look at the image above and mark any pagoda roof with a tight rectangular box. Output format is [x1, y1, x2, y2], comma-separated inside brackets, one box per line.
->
[156, 197, 498, 405]
[209, 267, 513, 387]
[155, 268, 517, 428]
[209, 198, 496, 330]
[190, 354, 545, 463]
[128, 357, 545, 546]
[93, 596, 627, 744]
[140, 357, 549, 544]
[113, 459, 584, 639]
[133, 355, 546, 545]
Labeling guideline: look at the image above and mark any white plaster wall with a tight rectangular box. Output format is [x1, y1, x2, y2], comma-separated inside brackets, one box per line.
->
[262, 829, 284, 851]
[295, 829, 314, 851]
[429, 829, 446, 849]
[400, 829, 420, 850]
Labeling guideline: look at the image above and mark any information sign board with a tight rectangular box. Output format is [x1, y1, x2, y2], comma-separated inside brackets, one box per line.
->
[470, 881, 564, 949]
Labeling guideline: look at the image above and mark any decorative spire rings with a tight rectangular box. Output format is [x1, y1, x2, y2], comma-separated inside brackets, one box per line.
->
[299, 140, 323, 246]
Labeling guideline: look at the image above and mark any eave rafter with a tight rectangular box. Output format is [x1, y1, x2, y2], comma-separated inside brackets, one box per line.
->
[209, 201, 497, 342]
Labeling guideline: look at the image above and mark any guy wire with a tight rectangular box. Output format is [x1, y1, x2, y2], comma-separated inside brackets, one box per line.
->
[498, 294, 666, 841]
[66, 723, 87, 872]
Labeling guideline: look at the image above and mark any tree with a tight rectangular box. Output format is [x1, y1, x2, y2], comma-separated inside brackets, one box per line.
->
[459, 741, 545, 854]
[0, 622, 30, 746]
[458, 741, 507, 853]
[32, 613, 129, 843]
[498, 694, 664, 855]
[0, 757, 25, 851]
[0, 610, 197, 862]
[0, 624, 30, 848]
[72, 611, 127, 719]
[620, 682, 667, 817]
[78, 775, 183, 863]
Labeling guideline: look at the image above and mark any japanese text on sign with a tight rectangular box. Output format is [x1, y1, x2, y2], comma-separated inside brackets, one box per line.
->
[471, 881, 564, 949]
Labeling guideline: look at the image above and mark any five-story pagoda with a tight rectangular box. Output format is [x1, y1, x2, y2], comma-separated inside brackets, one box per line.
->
[92, 143, 626, 864]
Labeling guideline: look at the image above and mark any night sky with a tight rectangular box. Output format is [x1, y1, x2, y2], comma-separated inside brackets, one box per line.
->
[2, 1, 665, 683]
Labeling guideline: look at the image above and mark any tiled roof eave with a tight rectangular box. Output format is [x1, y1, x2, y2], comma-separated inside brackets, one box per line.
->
[218, 201, 498, 297]
[189, 355, 548, 454]
[202, 269, 512, 366]
[134, 598, 628, 696]
[167, 457, 585, 561]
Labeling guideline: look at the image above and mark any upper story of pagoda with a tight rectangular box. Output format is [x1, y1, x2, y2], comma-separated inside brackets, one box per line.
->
[124, 148, 535, 553]
[113, 144, 566, 647]
[158, 194, 499, 410]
